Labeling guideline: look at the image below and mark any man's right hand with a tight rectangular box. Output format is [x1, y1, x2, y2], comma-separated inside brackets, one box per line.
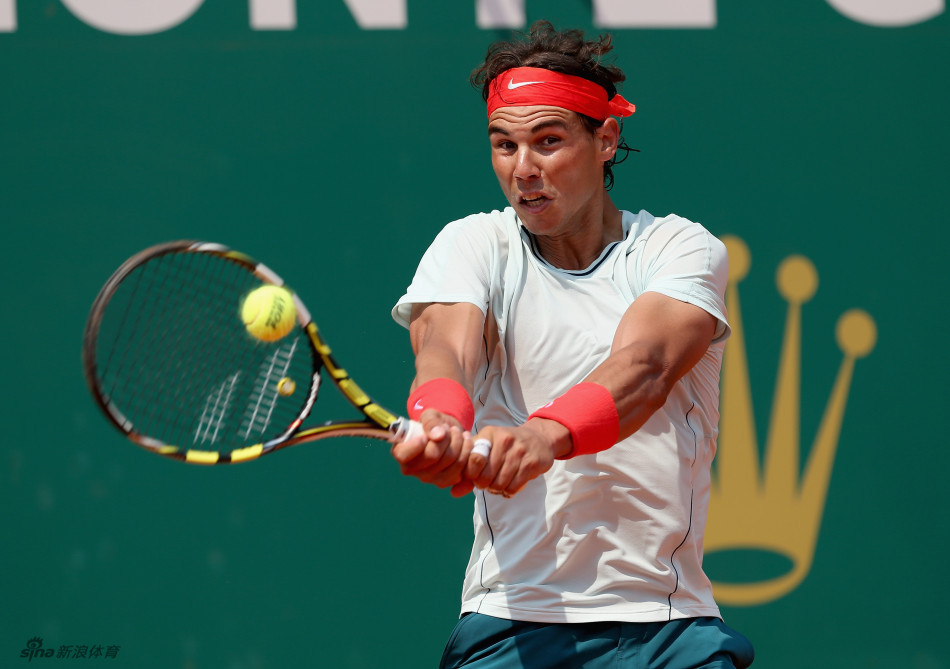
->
[391, 408, 475, 495]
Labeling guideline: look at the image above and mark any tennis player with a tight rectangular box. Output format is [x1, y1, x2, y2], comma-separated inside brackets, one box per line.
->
[391, 21, 754, 669]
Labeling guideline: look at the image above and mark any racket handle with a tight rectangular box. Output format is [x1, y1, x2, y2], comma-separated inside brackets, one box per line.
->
[389, 417, 425, 443]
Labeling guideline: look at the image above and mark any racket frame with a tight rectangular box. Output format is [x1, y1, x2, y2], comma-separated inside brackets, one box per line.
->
[82, 240, 417, 464]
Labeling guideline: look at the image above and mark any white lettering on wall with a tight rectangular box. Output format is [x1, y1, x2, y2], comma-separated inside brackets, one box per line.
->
[477, 0, 716, 28]
[344, 0, 406, 28]
[594, 0, 716, 27]
[59, 0, 206, 35]
[477, 0, 523, 28]
[250, 0, 296, 30]
[0, 0, 14, 31]
[825, 0, 943, 26]
[0, 0, 942, 33]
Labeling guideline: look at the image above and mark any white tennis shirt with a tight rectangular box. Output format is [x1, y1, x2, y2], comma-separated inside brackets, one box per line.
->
[393, 208, 730, 623]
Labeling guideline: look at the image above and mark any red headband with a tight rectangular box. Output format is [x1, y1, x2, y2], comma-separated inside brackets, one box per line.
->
[486, 67, 636, 121]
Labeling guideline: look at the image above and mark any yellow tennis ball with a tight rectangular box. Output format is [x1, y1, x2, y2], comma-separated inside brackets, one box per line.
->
[241, 285, 296, 342]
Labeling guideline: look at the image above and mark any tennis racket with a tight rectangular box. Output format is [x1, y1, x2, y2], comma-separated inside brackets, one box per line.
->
[82, 240, 422, 465]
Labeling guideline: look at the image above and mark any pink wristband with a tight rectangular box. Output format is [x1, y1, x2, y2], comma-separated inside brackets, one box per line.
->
[407, 378, 475, 431]
[529, 383, 620, 458]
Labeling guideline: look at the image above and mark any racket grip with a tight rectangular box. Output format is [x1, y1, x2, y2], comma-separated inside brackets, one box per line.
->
[389, 417, 425, 443]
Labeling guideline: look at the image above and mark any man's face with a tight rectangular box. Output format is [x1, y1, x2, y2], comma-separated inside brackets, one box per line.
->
[488, 105, 616, 239]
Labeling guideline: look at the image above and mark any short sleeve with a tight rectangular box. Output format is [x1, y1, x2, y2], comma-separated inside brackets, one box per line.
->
[391, 212, 503, 329]
[627, 216, 731, 342]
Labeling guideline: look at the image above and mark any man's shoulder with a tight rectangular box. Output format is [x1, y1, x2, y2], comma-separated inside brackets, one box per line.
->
[624, 210, 721, 251]
[625, 209, 706, 237]
[434, 207, 519, 251]
[433, 206, 510, 236]
[449, 207, 518, 229]
[417, 208, 520, 271]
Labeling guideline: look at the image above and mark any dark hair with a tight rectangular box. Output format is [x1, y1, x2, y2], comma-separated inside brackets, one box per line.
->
[471, 21, 636, 190]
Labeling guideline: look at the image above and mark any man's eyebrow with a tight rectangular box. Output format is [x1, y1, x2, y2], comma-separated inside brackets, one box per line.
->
[487, 119, 571, 136]
[530, 119, 570, 133]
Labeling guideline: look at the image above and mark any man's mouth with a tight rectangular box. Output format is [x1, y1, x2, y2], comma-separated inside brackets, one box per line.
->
[520, 195, 548, 206]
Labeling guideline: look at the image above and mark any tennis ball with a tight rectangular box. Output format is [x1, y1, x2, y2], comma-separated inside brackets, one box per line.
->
[241, 285, 296, 342]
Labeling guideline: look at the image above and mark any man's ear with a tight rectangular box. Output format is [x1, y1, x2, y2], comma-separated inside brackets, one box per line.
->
[598, 117, 621, 160]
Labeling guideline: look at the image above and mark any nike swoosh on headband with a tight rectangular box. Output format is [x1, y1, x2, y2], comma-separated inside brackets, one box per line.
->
[508, 78, 544, 89]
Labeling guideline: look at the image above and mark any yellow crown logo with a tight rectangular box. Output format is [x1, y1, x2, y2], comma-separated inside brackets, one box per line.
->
[705, 236, 877, 606]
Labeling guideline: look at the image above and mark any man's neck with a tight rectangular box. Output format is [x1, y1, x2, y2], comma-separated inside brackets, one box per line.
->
[530, 193, 624, 271]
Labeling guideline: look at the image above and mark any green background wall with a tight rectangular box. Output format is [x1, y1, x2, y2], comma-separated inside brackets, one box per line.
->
[2, 1, 947, 667]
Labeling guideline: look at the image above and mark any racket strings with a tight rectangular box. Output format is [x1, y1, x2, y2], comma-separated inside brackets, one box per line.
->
[99, 259, 148, 421]
[104, 256, 175, 428]
[92, 250, 317, 455]
[119, 253, 223, 441]
[238, 337, 299, 441]
[162, 253, 249, 444]
[124, 254, 197, 437]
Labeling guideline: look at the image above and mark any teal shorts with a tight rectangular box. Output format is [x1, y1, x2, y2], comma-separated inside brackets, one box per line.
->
[440, 614, 754, 669]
